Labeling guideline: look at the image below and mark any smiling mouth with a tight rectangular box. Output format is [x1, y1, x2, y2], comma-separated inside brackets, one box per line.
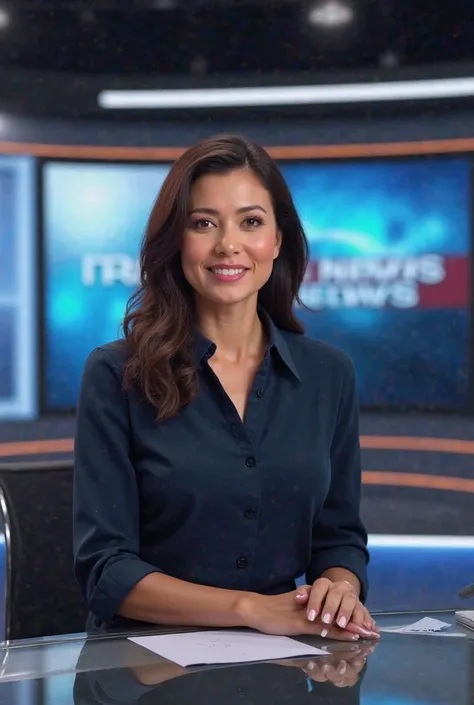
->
[207, 266, 249, 281]
[210, 267, 246, 275]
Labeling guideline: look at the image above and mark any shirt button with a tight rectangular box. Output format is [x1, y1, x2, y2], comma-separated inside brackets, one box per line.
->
[245, 457, 256, 468]
[256, 388, 264, 398]
[236, 556, 248, 569]
[244, 508, 257, 519]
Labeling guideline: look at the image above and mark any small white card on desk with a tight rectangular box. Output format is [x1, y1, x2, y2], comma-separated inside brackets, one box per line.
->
[129, 630, 327, 667]
[380, 617, 451, 634]
[455, 610, 474, 631]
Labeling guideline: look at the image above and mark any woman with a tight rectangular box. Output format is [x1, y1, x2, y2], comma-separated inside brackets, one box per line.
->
[73, 133, 378, 641]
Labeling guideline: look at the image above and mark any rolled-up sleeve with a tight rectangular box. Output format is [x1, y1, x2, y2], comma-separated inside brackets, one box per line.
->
[306, 357, 369, 602]
[73, 346, 160, 624]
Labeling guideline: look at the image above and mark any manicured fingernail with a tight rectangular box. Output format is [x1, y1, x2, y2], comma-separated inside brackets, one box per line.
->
[337, 616, 347, 628]
[296, 593, 305, 600]
[358, 627, 373, 637]
[322, 613, 331, 624]
[320, 628, 329, 638]
[351, 634, 360, 641]
[372, 632, 381, 639]
[308, 609, 316, 622]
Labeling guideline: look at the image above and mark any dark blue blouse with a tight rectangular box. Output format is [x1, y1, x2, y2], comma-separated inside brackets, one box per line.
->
[73, 312, 368, 629]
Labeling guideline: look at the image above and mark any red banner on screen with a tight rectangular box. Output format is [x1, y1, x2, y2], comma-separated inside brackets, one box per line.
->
[301, 255, 469, 309]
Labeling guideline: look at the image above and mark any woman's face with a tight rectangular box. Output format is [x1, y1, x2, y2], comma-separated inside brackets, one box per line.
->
[181, 168, 281, 309]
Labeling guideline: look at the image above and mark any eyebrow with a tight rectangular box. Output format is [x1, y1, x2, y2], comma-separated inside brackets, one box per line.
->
[189, 205, 267, 216]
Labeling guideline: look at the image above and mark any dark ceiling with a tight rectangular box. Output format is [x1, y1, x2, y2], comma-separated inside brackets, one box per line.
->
[0, 0, 473, 120]
[0, 0, 472, 76]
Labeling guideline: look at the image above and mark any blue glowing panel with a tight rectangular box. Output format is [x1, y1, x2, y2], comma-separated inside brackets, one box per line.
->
[0, 155, 36, 419]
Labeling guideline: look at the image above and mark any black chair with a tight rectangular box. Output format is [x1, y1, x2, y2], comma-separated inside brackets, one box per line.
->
[0, 460, 88, 642]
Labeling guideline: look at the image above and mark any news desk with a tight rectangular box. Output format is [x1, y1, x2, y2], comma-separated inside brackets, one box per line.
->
[0, 611, 472, 705]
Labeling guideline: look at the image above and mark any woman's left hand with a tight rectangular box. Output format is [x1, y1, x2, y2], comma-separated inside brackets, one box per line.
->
[275, 640, 376, 688]
[295, 578, 380, 640]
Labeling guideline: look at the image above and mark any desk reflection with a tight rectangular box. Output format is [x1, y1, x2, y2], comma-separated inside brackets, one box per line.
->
[73, 640, 374, 705]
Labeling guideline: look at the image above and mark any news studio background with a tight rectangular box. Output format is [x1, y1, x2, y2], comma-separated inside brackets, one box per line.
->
[42, 157, 471, 412]
[1, 0, 474, 700]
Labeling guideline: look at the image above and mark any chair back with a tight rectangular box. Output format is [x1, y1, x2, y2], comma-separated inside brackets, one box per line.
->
[0, 460, 88, 642]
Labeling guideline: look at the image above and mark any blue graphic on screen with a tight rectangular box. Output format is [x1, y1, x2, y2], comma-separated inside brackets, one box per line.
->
[42, 158, 471, 411]
[43, 163, 170, 409]
[0, 169, 16, 401]
[0, 155, 36, 419]
[0, 308, 14, 399]
[280, 159, 470, 409]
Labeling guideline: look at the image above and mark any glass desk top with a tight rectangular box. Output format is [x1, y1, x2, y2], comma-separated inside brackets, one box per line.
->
[0, 611, 472, 705]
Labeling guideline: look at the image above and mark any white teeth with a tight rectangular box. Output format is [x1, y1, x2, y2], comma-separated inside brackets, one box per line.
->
[212, 268, 245, 276]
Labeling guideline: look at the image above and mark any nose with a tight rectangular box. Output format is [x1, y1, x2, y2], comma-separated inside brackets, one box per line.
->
[214, 224, 243, 256]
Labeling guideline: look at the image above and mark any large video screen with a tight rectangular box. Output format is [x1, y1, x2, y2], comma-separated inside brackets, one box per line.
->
[282, 158, 471, 409]
[0, 155, 36, 420]
[41, 156, 471, 412]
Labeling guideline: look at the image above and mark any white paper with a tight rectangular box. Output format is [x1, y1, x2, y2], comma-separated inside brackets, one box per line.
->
[455, 610, 474, 636]
[129, 630, 327, 667]
[455, 610, 474, 628]
[380, 617, 451, 634]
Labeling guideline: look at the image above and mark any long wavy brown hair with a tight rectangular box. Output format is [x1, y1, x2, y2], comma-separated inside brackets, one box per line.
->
[122, 133, 309, 420]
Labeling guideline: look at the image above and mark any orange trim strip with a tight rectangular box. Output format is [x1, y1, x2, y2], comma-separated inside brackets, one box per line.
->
[0, 428, 474, 457]
[1, 435, 474, 458]
[360, 435, 474, 454]
[0, 438, 74, 458]
[362, 471, 474, 493]
[1, 137, 474, 161]
[0, 436, 474, 457]
[1, 437, 474, 493]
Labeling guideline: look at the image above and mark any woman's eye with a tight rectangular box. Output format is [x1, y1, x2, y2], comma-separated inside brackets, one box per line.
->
[193, 219, 214, 229]
[244, 217, 263, 228]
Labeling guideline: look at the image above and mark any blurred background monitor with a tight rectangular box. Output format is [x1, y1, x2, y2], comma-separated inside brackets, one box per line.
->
[40, 155, 472, 413]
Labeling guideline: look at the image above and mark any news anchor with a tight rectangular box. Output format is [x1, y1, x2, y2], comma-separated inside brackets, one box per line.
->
[73, 134, 379, 641]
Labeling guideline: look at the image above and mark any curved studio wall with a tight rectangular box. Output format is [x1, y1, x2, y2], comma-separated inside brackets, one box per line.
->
[1, 109, 474, 420]
[0, 110, 473, 614]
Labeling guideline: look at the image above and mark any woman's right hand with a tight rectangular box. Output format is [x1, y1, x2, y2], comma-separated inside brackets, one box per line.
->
[236, 590, 362, 641]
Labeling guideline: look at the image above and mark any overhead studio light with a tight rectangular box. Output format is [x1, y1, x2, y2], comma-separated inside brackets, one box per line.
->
[0, 7, 10, 29]
[98, 77, 474, 110]
[308, 0, 354, 28]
